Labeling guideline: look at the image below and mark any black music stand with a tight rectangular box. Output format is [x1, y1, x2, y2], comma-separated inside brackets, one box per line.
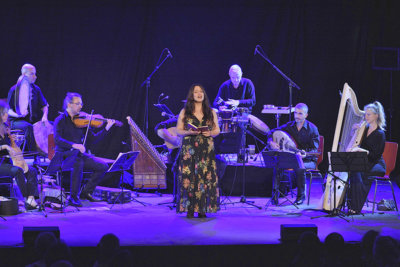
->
[108, 151, 143, 209]
[311, 152, 369, 221]
[223, 122, 262, 209]
[262, 151, 302, 210]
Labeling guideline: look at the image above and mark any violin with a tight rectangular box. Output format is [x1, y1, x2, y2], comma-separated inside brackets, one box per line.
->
[72, 111, 123, 128]
[6, 127, 29, 173]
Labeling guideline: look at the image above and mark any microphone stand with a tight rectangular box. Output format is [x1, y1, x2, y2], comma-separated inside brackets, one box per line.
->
[255, 46, 301, 121]
[140, 49, 172, 137]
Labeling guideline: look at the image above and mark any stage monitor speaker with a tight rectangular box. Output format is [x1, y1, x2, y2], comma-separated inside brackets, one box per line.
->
[280, 224, 317, 242]
[23, 226, 60, 246]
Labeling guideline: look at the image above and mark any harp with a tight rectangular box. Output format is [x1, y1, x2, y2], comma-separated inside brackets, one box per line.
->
[127, 116, 167, 189]
[321, 83, 366, 210]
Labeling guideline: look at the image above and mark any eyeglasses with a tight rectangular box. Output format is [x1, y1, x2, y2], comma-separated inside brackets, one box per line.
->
[71, 102, 83, 106]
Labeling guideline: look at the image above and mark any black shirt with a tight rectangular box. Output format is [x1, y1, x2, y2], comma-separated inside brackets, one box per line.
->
[361, 127, 385, 169]
[54, 111, 107, 153]
[268, 120, 320, 162]
[7, 82, 47, 123]
[213, 78, 256, 112]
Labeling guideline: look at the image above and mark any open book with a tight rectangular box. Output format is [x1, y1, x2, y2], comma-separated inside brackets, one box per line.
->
[187, 123, 209, 132]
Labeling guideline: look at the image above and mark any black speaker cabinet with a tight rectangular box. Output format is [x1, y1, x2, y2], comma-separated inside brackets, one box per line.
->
[23, 226, 60, 246]
[280, 224, 317, 242]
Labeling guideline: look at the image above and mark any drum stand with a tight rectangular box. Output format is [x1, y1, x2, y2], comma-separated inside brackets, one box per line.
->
[224, 123, 262, 209]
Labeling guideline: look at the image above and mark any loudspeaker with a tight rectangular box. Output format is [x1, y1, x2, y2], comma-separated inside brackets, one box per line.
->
[280, 224, 317, 242]
[23, 226, 60, 246]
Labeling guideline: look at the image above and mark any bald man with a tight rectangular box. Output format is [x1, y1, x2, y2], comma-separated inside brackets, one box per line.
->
[7, 63, 48, 152]
[213, 64, 256, 113]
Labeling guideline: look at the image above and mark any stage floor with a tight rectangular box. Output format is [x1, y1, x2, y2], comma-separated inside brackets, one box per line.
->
[0, 177, 399, 248]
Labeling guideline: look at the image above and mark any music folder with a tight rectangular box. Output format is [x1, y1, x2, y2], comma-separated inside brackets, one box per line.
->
[107, 151, 140, 173]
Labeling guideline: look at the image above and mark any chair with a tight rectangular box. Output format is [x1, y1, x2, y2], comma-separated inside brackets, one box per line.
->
[306, 135, 324, 205]
[371, 141, 398, 214]
[0, 176, 14, 197]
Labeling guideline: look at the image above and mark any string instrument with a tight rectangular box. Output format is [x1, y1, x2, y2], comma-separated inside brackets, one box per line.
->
[321, 83, 365, 211]
[164, 127, 182, 149]
[72, 111, 123, 128]
[272, 130, 320, 158]
[6, 127, 29, 173]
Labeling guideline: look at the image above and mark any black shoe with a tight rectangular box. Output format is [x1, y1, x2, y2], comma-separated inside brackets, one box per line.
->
[80, 192, 101, 202]
[294, 196, 305, 205]
[186, 211, 194, 218]
[68, 196, 83, 207]
[198, 213, 207, 218]
[25, 202, 38, 211]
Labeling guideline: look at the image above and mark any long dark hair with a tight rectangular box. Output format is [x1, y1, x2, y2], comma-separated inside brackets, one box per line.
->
[0, 100, 9, 136]
[183, 84, 215, 128]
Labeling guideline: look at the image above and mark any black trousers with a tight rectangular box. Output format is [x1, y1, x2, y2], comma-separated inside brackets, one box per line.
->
[10, 118, 37, 152]
[348, 163, 385, 213]
[0, 163, 38, 198]
[273, 160, 316, 199]
[69, 153, 108, 198]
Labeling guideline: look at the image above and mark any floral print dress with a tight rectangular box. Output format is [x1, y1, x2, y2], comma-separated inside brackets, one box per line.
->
[176, 114, 220, 214]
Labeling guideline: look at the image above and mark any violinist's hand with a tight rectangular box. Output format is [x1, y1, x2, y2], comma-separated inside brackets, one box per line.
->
[105, 119, 116, 131]
[72, 144, 86, 154]
[41, 115, 48, 123]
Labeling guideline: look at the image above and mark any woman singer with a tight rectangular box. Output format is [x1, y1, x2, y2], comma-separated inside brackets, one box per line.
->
[176, 84, 220, 218]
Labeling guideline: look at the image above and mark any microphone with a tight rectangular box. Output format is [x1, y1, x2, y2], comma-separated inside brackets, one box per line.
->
[166, 48, 173, 58]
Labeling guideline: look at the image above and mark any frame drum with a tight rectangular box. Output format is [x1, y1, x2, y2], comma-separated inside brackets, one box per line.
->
[248, 114, 270, 135]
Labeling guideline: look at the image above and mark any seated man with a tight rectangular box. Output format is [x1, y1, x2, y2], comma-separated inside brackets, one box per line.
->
[267, 103, 319, 205]
[7, 63, 49, 152]
[53, 92, 115, 207]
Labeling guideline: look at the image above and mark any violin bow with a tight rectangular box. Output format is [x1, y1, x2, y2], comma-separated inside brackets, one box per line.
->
[82, 110, 95, 147]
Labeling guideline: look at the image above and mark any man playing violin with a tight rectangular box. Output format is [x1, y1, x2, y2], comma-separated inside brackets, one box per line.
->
[53, 92, 115, 207]
[267, 103, 320, 205]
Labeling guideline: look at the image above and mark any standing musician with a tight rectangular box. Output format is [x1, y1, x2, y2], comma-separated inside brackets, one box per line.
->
[7, 64, 49, 152]
[267, 103, 320, 205]
[347, 101, 386, 215]
[0, 100, 39, 210]
[52, 92, 116, 207]
[213, 64, 256, 113]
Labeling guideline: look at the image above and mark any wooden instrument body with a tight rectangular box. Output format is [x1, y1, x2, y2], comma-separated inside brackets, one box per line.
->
[33, 120, 53, 155]
[164, 127, 181, 149]
[272, 130, 320, 158]
[127, 116, 167, 189]
[322, 83, 366, 211]
[8, 132, 28, 173]
[72, 112, 123, 128]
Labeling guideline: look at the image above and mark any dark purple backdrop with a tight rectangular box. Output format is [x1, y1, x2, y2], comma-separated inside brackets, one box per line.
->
[1, 0, 399, 179]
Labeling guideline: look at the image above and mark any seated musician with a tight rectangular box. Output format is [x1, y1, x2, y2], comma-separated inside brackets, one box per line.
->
[267, 103, 319, 205]
[52, 93, 116, 207]
[212, 64, 256, 113]
[347, 101, 386, 215]
[0, 100, 39, 210]
[7, 64, 49, 153]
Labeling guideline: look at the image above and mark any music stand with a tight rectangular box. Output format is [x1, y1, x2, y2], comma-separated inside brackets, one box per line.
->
[108, 151, 143, 209]
[311, 152, 369, 221]
[262, 151, 302, 209]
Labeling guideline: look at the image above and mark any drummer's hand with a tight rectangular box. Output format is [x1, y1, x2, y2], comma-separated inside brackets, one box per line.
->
[72, 144, 86, 153]
[226, 99, 239, 107]
[218, 105, 228, 111]
[105, 119, 116, 131]
[202, 130, 211, 137]
[269, 141, 280, 150]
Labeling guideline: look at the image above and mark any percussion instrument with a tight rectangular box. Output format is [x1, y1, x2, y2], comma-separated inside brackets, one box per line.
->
[33, 121, 53, 154]
[248, 114, 270, 135]
[218, 109, 234, 133]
